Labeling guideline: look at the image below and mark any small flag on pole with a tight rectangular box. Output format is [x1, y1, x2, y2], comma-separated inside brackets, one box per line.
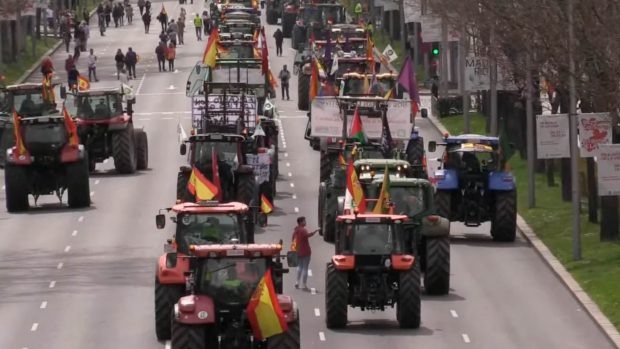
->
[261, 194, 273, 214]
[246, 268, 288, 340]
[187, 166, 219, 201]
[77, 75, 90, 91]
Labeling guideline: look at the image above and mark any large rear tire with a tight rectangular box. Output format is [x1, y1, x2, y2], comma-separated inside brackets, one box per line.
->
[325, 262, 348, 328]
[434, 190, 452, 220]
[155, 276, 186, 341]
[491, 190, 517, 242]
[319, 151, 334, 182]
[267, 309, 300, 349]
[397, 263, 421, 328]
[112, 123, 137, 174]
[282, 14, 294, 38]
[176, 170, 193, 202]
[423, 236, 450, 295]
[266, 9, 278, 24]
[66, 156, 91, 208]
[170, 321, 207, 349]
[236, 173, 258, 243]
[135, 129, 149, 170]
[298, 74, 310, 111]
[406, 137, 427, 178]
[5, 163, 29, 212]
[322, 191, 337, 243]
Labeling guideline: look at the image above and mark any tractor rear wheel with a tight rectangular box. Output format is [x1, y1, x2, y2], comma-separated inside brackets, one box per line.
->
[322, 193, 337, 243]
[66, 156, 91, 208]
[491, 190, 517, 242]
[135, 129, 149, 170]
[112, 123, 137, 174]
[5, 163, 29, 212]
[406, 137, 427, 178]
[155, 277, 185, 341]
[298, 73, 310, 111]
[267, 309, 300, 349]
[176, 170, 193, 202]
[266, 9, 278, 24]
[236, 173, 258, 243]
[325, 262, 348, 328]
[423, 236, 450, 295]
[282, 14, 294, 38]
[171, 321, 207, 349]
[319, 151, 334, 182]
[397, 263, 421, 328]
[434, 190, 452, 220]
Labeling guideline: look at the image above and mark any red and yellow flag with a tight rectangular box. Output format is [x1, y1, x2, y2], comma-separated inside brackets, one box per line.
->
[41, 75, 55, 104]
[246, 268, 288, 340]
[346, 159, 367, 212]
[268, 70, 278, 89]
[212, 148, 223, 202]
[261, 194, 273, 214]
[372, 165, 390, 213]
[309, 58, 319, 101]
[350, 106, 367, 144]
[12, 109, 27, 156]
[338, 153, 346, 168]
[62, 105, 79, 146]
[187, 166, 219, 201]
[203, 29, 219, 68]
[366, 34, 375, 74]
[77, 75, 90, 91]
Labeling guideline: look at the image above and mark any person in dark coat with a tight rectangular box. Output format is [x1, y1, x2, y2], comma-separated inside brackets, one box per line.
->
[157, 9, 168, 31]
[125, 47, 138, 79]
[155, 42, 167, 72]
[273, 28, 283, 56]
[114, 49, 125, 79]
[142, 10, 151, 33]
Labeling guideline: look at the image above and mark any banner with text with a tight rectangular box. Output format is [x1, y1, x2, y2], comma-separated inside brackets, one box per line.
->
[536, 114, 570, 159]
[578, 112, 612, 158]
[597, 144, 620, 196]
[310, 97, 342, 138]
[465, 55, 490, 91]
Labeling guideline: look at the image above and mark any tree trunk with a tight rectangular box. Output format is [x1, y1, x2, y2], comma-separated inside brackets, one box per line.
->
[600, 196, 618, 241]
[546, 160, 556, 187]
[586, 158, 598, 223]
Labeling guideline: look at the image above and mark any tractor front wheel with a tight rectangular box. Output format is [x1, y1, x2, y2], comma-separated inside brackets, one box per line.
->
[135, 129, 149, 170]
[112, 123, 137, 174]
[171, 321, 208, 349]
[397, 263, 421, 328]
[423, 236, 450, 295]
[155, 277, 185, 341]
[490, 190, 517, 242]
[267, 309, 300, 349]
[298, 73, 310, 111]
[5, 163, 29, 212]
[434, 190, 453, 221]
[325, 262, 348, 328]
[66, 155, 91, 208]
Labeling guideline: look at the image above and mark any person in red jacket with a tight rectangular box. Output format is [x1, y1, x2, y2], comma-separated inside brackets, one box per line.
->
[292, 216, 320, 291]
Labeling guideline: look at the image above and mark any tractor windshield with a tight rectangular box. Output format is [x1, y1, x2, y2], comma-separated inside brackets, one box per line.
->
[349, 223, 400, 255]
[0, 90, 9, 114]
[13, 91, 57, 117]
[319, 6, 345, 24]
[176, 213, 242, 250]
[448, 143, 498, 173]
[193, 141, 239, 168]
[219, 45, 255, 59]
[390, 187, 427, 217]
[301, 7, 322, 23]
[199, 258, 266, 304]
[66, 94, 123, 119]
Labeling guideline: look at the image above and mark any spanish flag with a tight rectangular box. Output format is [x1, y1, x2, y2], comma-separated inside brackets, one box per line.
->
[372, 165, 390, 213]
[246, 268, 288, 340]
[261, 194, 273, 214]
[309, 58, 319, 101]
[211, 148, 223, 202]
[77, 75, 90, 91]
[268, 70, 278, 88]
[187, 165, 219, 201]
[62, 106, 80, 146]
[12, 109, 27, 156]
[346, 158, 367, 212]
[338, 153, 346, 168]
[203, 29, 219, 68]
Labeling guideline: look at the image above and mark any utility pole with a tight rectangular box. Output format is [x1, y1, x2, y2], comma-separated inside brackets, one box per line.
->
[440, 15, 448, 98]
[568, 0, 581, 260]
[489, 27, 498, 136]
[413, 23, 419, 75]
[460, 23, 469, 133]
[526, 53, 535, 208]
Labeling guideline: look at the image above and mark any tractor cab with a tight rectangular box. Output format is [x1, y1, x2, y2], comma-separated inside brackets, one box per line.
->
[354, 159, 412, 183]
[340, 72, 398, 97]
[335, 213, 410, 257]
[4, 83, 59, 117]
[430, 134, 502, 175]
[65, 87, 136, 122]
[182, 133, 250, 177]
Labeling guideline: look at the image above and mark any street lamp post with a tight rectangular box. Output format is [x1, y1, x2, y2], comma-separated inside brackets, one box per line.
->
[568, 0, 581, 260]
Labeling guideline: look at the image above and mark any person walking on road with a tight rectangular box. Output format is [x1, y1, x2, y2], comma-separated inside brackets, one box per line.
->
[115, 49, 125, 80]
[142, 10, 151, 33]
[193, 14, 203, 40]
[159, 31, 169, 45]
[67, 65, 80, 92]
[145, 0, 152, 14]
[168, 28, 177, 47]
[167, 43, 176, 72]
[63, 27, 72, 53]
[65, 54, 75, 74]
[279, 65, 291, 100]
[125, 4, 133, 24]
[98, 13, 106, 36]
[155, 42, 167, 72]
[138, 0, 145, 15]
[177, 16, 185, 45]
[157, 8, 168, 32]
[292, 216, 319, 291]
[202, 11, 210, 35]
[125, 47, 138, 79]
[87, 48, 99, 82]
[273, 28, 283, 56]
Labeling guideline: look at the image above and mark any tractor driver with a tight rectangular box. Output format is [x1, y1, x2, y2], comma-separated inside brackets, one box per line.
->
[78, 97, 94, 118]
[19, 94, 38, 116]
[94, 98, 111, 118]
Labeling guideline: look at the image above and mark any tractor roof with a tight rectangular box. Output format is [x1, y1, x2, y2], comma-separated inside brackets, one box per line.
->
[74, 87, 124, 96]
[336, 213, 409, 223]
[354, 158, 410, 167]
[373, 177, 432, 187]
[172, 201, 249, 214]
[188, 133, 246, 143]
[450, 143, 496, 153]
[445, 134, 500, 145]
[189, 243, 282, 257]
[6, 83, 45, 91]
[342, 72, 397, 80]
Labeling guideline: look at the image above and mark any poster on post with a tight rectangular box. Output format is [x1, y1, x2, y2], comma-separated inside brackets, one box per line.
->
[597, 144, 620, 196]
[536, 114, 570, 159]
[465, 55, 490, 91]
[578, 113, 612, 158]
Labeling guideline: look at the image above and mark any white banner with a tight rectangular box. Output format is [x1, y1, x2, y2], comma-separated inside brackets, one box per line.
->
[420, 15, 459, 43]
[246, 153, 271, 184]
[386, 100, 414, 139]
[310, 97, 342, 138]
[346, 114, 383, 139]
[597, 144, 620, 196]
[403, 0, 421, 23]
[191, 94, 257, 130]
[536, 114, 570, 159]
[578, 113, 612, 158]
[465, 55, 490, 91]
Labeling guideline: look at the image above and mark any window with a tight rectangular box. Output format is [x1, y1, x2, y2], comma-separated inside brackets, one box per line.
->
[199, 258, 266, 304]
[176, 213, 241, 248]
[390, 187, 426, 217]
[351, 223, 394, 255]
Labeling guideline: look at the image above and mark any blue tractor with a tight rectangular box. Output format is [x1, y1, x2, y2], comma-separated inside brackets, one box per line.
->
[428, 134, 517, 242]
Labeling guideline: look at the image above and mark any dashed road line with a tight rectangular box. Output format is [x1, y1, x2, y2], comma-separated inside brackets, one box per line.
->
[49, 281, 56, 288]
[40, 301, 47, 309]
[136, 73, 147, 95]
[57, 262, 64, 270]
[462, 334, 471, 343]
[290, 183, 295, 188]
[314, 308, 320, 317]
[294, 207, 299, 213]
[165, 340, 171, 349]
[311, 287, 317, 295]
[162, 117, 174, 120]
[94, 180, 100, 185]
[308, 269, 312, 277]
[286, 162, 290, 167]
[90, 191, 95, 197]
[319, 332, 326, 341]
[64, 246, 71, 253]
[287, 172, 292, 177]
[292, 194, 297, 199]
[30, 323, 38, 332]
[78, 216, 84, 222]
[284, 152, 288, 157]
[72, 230, 78, 237]
[450, 310, 459, 318]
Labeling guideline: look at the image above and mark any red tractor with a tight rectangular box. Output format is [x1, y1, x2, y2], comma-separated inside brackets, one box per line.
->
[170, 244, 299, 349]
[325, 209, 421, 329]
[153, 201, 256, 341]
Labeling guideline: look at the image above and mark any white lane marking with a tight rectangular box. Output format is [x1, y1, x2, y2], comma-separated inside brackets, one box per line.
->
[319, 332, 326, 341]
[286, 162, 290, 167]
[282, 144, 287, 149]
[165, 340, 171, 349]
[95, 180, 100, 185]
[308, 269, 312, 277]
[31, 323, 39, 331]
[136, 73, 147, 95]
[294, 207, 299, 213]
[72, 230, 78, 237]
[40, 301, 47, 309]
[78, 216, 84, 222]
[90, 191, 95, 197]
[134, 111, 190, 115]
[287, 172, 292, 177]
[134, 92, 185, 96]
[311, 287, 316, 295]
[290, 183, 295, 188]
[2, 185, 4, 191]
[462, 334, 471, 343]
[314, 308, 320, 317]
[292, 194, 297, 199]
[278, 115, 307, 119]
[162, 112, 175, 115]
[64, 246, 71, 253]
[450, 309, 459, 318]
[284, 153, 288, 157]
[57, 262, 64, 270]
[162, 117, 174, 120]
[49, 281, 56, 288]
[138, 118, 151, 121]
[167, 84, 177, 90]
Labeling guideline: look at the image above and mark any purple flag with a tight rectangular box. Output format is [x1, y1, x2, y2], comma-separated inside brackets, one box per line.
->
[324, 31, 332, 65]
[398, 56, 420, 104]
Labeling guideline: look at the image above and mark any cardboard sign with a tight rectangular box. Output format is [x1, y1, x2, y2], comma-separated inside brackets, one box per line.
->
[536, 114, 570, 159]
[191, 94, 257, 130]
[578, 113, 612, 158]
[246, 153, 271, 184]
[597, 144, 620, 196]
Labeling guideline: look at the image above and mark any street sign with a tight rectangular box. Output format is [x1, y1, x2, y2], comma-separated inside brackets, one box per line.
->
[465, 55, 490, 91]
[382, 45, 398, 63]
[420, 15, 459, 43]
[34, 0, 48, 9]
[597, 144, 620, 196]
[536, 114, 570, 159]
[577, 112, 612, 158]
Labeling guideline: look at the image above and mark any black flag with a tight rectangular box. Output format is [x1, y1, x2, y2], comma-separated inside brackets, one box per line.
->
[381, 114, 393, 158]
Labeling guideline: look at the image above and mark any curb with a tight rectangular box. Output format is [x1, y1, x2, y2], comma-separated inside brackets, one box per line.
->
[425, 112, 620, 348]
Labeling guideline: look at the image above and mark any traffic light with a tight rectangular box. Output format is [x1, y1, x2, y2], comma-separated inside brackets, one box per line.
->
[431, 43, 440, 56]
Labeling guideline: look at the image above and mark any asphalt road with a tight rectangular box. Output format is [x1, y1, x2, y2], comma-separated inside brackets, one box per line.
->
[0, 1, 616, 348]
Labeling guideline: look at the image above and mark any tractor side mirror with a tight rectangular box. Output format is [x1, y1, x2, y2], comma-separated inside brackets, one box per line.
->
[156, 214, 166, 229]
[180, 143, 187, 155]
[166, 252, 178, 268]
[428, 141, 437, 153]
[60, 85, 67, 99]
[420, 108, 428, 118]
